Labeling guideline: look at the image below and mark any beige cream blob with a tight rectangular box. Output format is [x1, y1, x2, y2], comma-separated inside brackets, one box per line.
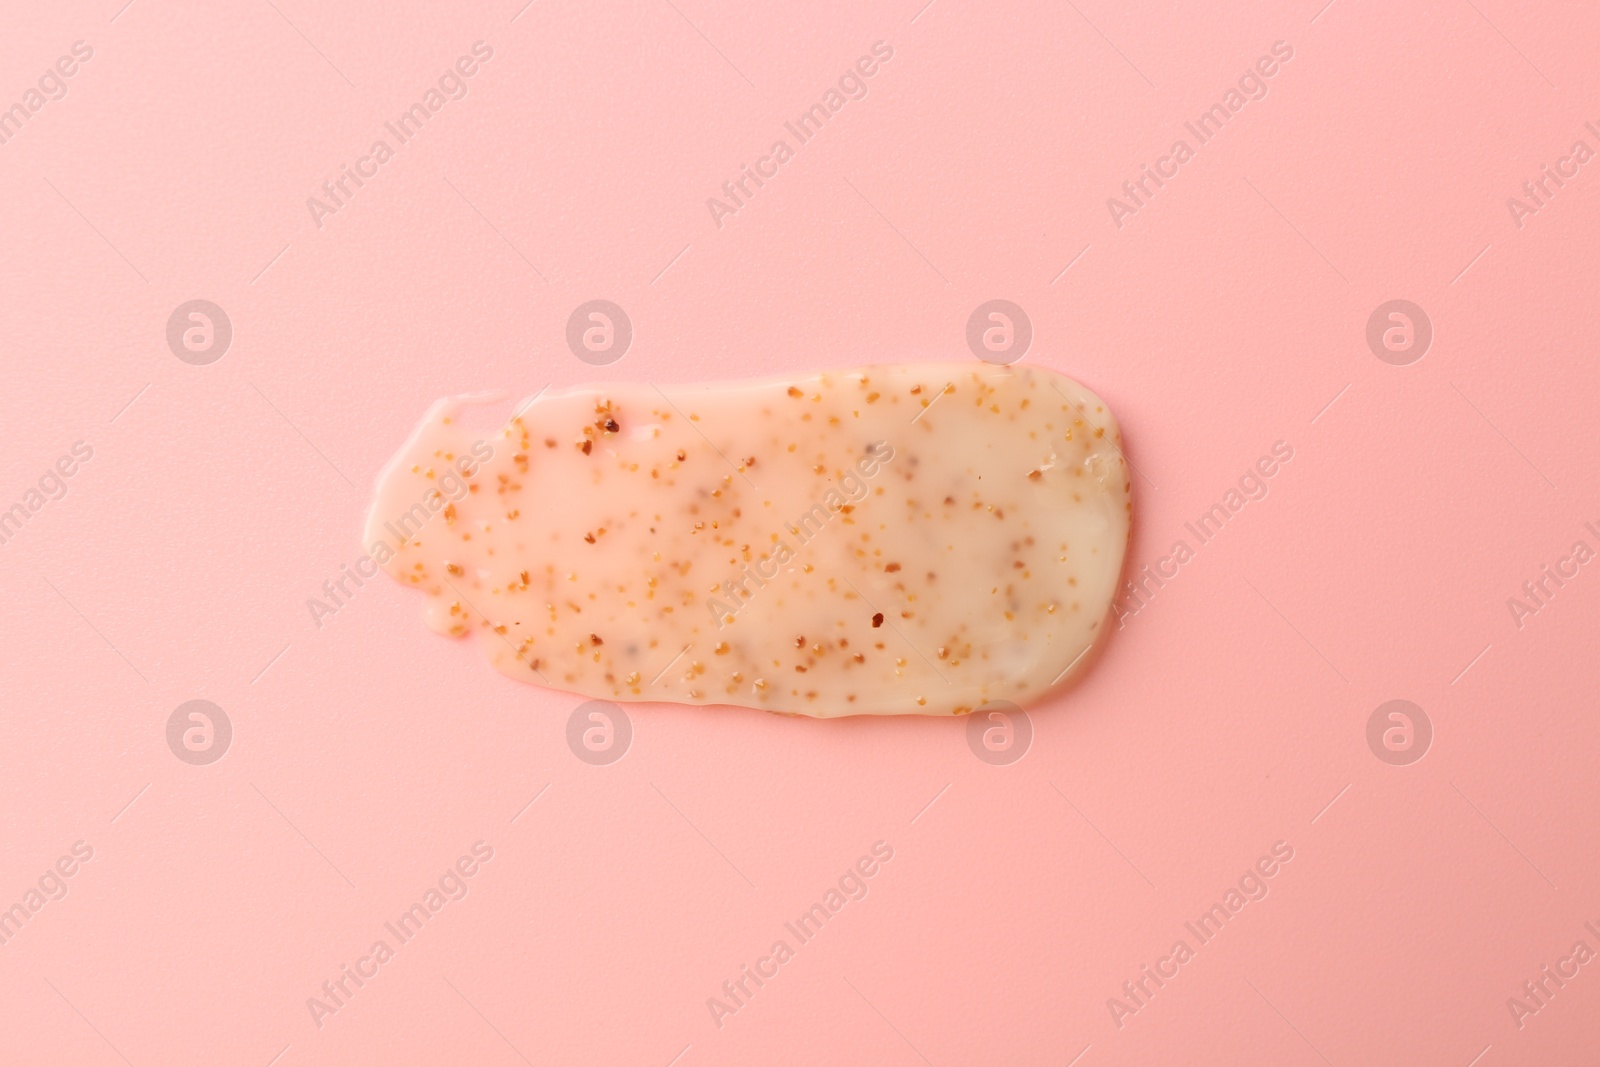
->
[364, 364, 1132, 717]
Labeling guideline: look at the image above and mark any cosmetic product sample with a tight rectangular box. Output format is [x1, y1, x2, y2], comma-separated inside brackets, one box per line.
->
[364, 364, 1131, 716]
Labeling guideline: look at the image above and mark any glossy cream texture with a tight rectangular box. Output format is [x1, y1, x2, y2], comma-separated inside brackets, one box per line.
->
[364, 365, 1132, 717]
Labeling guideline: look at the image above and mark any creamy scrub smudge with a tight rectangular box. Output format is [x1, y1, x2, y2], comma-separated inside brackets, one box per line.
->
[364, 364, 1132, 717]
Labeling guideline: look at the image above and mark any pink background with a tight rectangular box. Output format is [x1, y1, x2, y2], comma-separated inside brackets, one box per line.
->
[3, 0, 1599, 1063]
